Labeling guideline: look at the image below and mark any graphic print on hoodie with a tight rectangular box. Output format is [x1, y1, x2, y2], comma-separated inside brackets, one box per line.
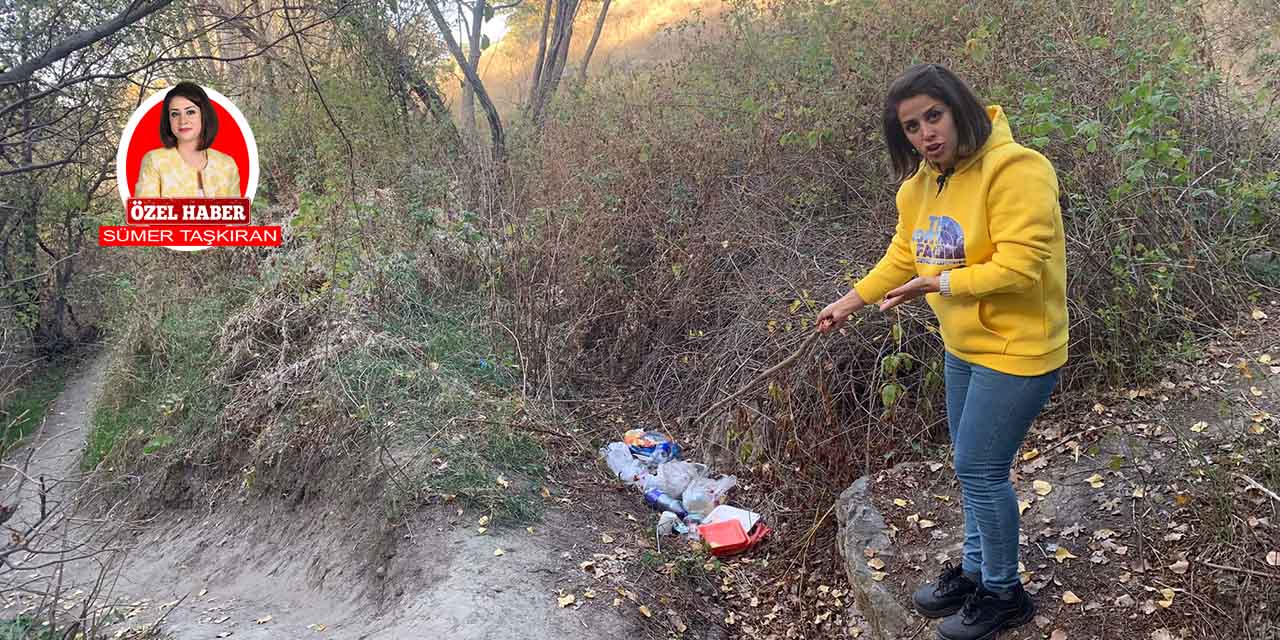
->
[913, 215, 965, 265]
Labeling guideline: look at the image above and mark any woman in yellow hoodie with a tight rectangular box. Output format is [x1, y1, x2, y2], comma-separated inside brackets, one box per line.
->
[817, 64, 1067, 640]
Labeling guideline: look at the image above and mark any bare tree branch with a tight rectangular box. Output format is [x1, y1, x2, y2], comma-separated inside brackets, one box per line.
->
[0, 0, 177, 85]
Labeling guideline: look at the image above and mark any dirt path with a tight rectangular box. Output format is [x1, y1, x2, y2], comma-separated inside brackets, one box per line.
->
[1, 352, 644, 639]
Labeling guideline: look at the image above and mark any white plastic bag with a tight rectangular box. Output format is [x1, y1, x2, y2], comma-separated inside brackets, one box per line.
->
[655, 460, 707, 497]
[601, 442, 647, 485]
[682, 475, 737, 518]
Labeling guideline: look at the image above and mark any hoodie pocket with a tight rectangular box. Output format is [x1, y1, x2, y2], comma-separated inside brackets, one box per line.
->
[937, 297, 1009, 355]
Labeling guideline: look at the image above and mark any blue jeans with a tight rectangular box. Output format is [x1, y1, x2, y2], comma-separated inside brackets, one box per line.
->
[945, 352, 1059, 592]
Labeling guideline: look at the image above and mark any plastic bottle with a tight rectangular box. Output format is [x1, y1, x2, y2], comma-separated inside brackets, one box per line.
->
[643, 488, 688, 518]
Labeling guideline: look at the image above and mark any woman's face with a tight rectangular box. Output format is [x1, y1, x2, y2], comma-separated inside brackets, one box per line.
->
[168, 96, 203, 146]
[897, 94, 958, 170]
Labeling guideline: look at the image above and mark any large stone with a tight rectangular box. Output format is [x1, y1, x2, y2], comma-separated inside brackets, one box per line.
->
[836, 476, 913, 640]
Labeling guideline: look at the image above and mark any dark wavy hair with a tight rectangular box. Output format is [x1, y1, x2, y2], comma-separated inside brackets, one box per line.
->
[882, 64, 991, 182]
[159, 82, 219, 150]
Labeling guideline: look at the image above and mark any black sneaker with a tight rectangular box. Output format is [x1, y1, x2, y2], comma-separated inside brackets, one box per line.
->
[912, 562, 980, 618]
[936, 583, 1035, 640]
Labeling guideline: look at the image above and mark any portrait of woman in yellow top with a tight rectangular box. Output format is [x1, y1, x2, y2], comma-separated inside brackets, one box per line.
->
[134, 82, 241, 198]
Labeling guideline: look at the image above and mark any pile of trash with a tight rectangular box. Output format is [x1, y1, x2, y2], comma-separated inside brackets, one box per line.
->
[600, 429, 770, 557]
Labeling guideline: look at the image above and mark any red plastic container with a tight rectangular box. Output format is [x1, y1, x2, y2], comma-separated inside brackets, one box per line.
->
[699, 519, 771, 557]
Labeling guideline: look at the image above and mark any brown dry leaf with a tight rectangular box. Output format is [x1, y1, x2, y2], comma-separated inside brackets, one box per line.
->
[1062, 591, 1082, 604]
[1033, 480, 1053, 496]
[477, 527, 488, 534]
[1133, 486, 1146, 498]
[1248, 424, 1267, 434]
[1169, 559, 1189, 574]
[1251, 309, 1268, 320]
[1190, 421, 1207, 433]
[870, 571, 887, 582]
[1266, 551, 1280, 567]
[1151, 630, 1176, 640]
[639, 605, 653, 618]
[1141, 600, 1158, 615]
[558, 593, 576, 608]
[1050, 630, 1068, 640]
[496, 475, 510, 488]
[1034, 615, 1052, 628]
[1085, 474, 1105, 489]
[867, 558, 886, 570]
[256, 615, 273, 624]
[893, 498, 908, 508]
[478, 515, 490, 526]
[540, 486, 552, 499]
[584, 589, 596, 599]
[919, 519, 937, 529]
[1054, 547, 1078, 563]
[601, 533, 615, 544]
[1115, 594, 1136, 607]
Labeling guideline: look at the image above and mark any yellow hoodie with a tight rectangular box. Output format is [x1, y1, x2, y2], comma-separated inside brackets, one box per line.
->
[853, 106, 1068, 376]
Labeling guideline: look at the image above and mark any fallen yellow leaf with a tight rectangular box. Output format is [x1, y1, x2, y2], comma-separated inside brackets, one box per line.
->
[1022, 448, 1041, 462]
[1054, 547, 1078, 563]
[1133, 487, 1146, 498]
[867, 558, 886, 570]
[601, 533, 615, 544]
[919, 519, 937, 529]
[893, 498, 908, 508]
[496, 475, 510, 488]
[1062, 591, 1082, 604]
[1190, 421, 1207, 433]
[1018, 500, 1033, 515]
[1157, 588, 1175, 608]
[1169, 559, 1189, 574]
[256, 615, 272, 624]
[494, 548, 505, 556]
[558, 594, 576, 608]
[1085, 474, 1104, 489]
[1251, 309, 1268, 321]
[639, 605, 653, 618]
[478, 515, 490, 526]
[1033, 480, 1053, 496]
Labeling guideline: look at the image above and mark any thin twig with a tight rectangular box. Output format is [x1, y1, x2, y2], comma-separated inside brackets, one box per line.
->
[1200, 559, 1280, 580]
[1234, 473, 1280, 504]
[692, 330, 822, 426]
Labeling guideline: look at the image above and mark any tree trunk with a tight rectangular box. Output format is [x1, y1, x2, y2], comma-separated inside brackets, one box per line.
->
[426, 0, 505, 161]
[529, 0, 553, 108]
[529, 0, 581, 123]
[578, 0, 611, 83]
[461, 0, 486, 141]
